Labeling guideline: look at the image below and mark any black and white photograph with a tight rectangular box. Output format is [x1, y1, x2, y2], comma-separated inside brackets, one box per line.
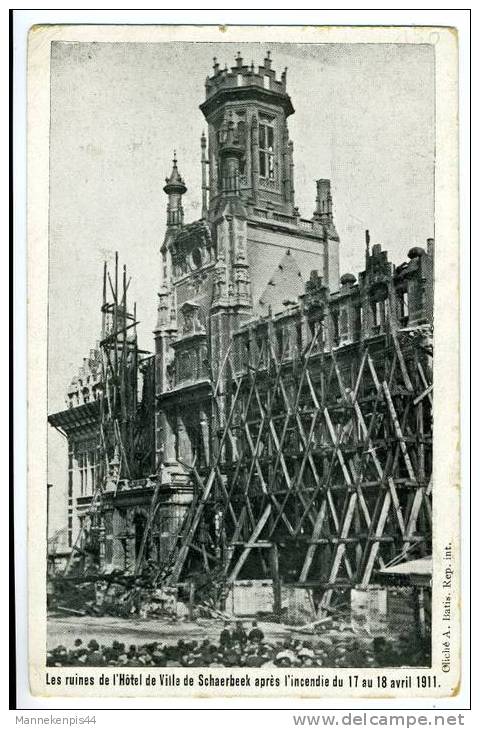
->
[23, 23, 460, 699]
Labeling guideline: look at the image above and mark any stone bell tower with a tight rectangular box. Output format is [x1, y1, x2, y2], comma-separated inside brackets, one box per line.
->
[200, 50, 296, 218]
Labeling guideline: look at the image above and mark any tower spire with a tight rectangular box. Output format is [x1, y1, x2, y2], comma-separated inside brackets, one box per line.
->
[163, 151, 187, 227]
[313, 179, 333, 222]
[365, 229, 371, 265]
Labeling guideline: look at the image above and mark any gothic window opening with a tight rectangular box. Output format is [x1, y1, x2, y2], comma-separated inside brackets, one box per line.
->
[339, 308, 349, 339]
[308, 318, 325, 350]
[371, 298, 385, 329]
[354, 304, 363, 340]
[331, 310, 340, 346]
[79, 451, 88, 497]
[239, 156, 246, 176]
[191, 247, 202, 269]
[237, 120, 246, 144]
[398, 289, 409, 324]
[259, 123, 275, 180]
[89, 450, 97, 494]
[235, 119, 247, 177]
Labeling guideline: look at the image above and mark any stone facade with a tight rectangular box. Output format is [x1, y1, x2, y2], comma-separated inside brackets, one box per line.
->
[155, 53, 340, 489]
[48, 53, 433, 578]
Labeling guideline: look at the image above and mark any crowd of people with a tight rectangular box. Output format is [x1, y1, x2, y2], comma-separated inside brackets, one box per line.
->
[47, 620, 431, 668]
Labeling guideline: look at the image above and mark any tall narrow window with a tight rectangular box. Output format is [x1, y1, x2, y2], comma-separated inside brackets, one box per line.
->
[243, 336, 250, 368]
[259, 122, 275, 180]
[90, 450, 96, 495]
[331, 311, 340, 346]
[339, 308, 349, 339]
[237, 121, 246, 175]
[371, 299, 385, 329]
[79, 452, 88, 497]
[276, 327, 284, 358]
[79, 452, 84, 497]
[309, 319, 324, 349]
[398, 289, 409, 323]
[354, 304, 363, 340]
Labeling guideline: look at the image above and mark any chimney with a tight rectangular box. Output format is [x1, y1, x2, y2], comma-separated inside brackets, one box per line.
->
[365, 229, 371, 263]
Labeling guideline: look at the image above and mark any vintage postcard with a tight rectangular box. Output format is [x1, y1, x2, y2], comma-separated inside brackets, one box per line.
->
[27, 24, 459, 698]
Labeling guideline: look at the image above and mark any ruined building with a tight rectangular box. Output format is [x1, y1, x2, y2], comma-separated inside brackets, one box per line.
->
[48, 53, 433, 614]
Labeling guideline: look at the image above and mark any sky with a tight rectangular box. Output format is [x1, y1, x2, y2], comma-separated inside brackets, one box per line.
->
[47, 41, 434, 536]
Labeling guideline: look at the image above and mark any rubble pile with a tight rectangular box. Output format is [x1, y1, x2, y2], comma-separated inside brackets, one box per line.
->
[52, 574, 184, 620]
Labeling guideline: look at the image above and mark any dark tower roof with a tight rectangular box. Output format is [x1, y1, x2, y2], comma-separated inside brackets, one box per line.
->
[200, 51, 295, 119]
[163, 152, 187, 196]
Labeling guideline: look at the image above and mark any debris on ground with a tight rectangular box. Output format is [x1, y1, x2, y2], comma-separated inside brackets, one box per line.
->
[51, 574, 184, 620]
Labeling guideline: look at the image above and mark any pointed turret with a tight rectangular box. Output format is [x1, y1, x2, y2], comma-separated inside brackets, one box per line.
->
[155, 284, 171, 331]
[313, 179, 333, 222]
[312, 178, 339, 243]
[163, 152, 187, 227]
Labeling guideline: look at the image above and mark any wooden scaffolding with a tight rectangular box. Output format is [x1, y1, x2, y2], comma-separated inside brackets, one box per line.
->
[63, 253, 153, 576]
[162, 311, 433, 614]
